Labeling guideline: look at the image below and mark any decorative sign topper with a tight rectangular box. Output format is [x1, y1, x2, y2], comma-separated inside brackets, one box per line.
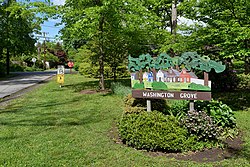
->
[128, 52, 226, 101]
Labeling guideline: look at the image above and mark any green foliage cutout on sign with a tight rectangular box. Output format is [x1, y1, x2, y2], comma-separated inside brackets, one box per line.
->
[129, 52, 225, 92]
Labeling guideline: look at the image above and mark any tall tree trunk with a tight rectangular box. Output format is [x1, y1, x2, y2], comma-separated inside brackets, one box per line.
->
[6, 48, 10, 75]
[113, 66, 117, 81]
[204, 72, 209, 86]
[99, 15, 105, 90]
[171, 0, 177, 35]
[245, 56, 250, 74]
[99, 51, 105, 90]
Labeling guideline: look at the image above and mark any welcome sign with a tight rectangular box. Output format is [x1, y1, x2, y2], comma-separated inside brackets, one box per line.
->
[128, 52, 225, 101]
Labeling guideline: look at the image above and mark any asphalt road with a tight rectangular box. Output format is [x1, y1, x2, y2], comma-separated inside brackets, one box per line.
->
[0, 70, 57, 99]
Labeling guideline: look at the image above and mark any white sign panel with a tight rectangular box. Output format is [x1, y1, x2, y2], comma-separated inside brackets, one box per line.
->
[57, 65, 65, 74]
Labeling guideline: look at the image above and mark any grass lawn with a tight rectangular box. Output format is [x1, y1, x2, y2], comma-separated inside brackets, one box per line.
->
[0, 74, 250, 166]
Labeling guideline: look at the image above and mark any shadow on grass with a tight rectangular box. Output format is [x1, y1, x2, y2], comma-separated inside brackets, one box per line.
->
[0, 111, 104, 127]
[213, 90, 250, 111]
[0, 107, 105, 127]
[0, 95, 107, 127]
[63, 78, 250, 111]
[64, 78, 131, 92]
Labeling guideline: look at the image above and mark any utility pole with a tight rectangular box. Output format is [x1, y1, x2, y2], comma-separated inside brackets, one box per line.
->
[42, 32, 48, 70]
[37, 45, 41, 60]
[5, 0, 11, 75]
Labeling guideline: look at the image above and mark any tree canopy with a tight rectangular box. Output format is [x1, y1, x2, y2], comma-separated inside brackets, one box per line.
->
[128, 52, 226, 73]
[60, 0, 170, 89]
[0, 0, 55, 74]
[169, 0, 250, 61]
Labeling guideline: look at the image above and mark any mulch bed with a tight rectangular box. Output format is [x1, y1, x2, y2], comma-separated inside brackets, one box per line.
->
[109, 122, 244, 163]
[81, 88, 244, 163]
[148, 136, 243, 162]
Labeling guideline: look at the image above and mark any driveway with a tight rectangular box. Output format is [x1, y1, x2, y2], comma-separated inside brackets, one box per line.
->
[0, 71, 57, 99]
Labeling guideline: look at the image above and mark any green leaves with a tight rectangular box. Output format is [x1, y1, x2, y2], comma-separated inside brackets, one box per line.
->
[118, 111, 196, 152]
[179, 0, 250, 61]
[182, 110, 221, 141]
[128, 52, 226, 73]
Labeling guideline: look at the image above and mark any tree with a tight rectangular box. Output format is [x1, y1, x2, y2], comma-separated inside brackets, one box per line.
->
[61, 0, 161, 90]
[0, 0, 53, 74]
[178, 0, 250, 71]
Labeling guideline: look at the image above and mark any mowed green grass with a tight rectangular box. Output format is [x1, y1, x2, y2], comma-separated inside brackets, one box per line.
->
[0, 74, 250, 166]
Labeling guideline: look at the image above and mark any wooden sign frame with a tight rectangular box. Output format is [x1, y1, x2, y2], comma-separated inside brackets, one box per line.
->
[132, 90, 211, 101]
[128, 52, 225, 111]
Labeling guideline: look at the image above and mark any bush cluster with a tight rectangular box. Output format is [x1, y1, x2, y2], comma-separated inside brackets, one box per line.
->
[118, 111, 197, 152]
[233, 60, 244, 70]
[166, 100, 189, 118]
[78, 63, 129, 79]
[237, 74, 250, 90]
[181, 110, 221, 141]
[118, 94, 237, 153]
[10, 64, 24, 72]
[195, 100, 236, 128]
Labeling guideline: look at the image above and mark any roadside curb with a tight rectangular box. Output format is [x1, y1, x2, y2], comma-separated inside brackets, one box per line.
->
[0, 75, 55, 107]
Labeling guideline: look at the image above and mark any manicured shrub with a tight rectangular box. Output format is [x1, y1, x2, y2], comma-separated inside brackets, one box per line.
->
[118, 111, 198, 152]
[181, 110, 221, 141]
[152, 81, 168, 90]
[110, 82, 131, 96]
[124, 106, 146, 114]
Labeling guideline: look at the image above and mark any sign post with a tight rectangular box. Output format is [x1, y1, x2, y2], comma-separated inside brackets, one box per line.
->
[57, 65, 65, 88]
[67, 61, 74, 74]
[32, 58, 37, 67]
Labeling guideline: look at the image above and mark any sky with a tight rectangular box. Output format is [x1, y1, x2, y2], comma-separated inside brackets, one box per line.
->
[34, 0, 65, 43]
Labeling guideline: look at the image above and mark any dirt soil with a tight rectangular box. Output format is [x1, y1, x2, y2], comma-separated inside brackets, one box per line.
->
[109, 122, 244, 163]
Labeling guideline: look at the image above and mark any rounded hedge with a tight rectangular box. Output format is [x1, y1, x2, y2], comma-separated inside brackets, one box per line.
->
[118, 111, 197, 152]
